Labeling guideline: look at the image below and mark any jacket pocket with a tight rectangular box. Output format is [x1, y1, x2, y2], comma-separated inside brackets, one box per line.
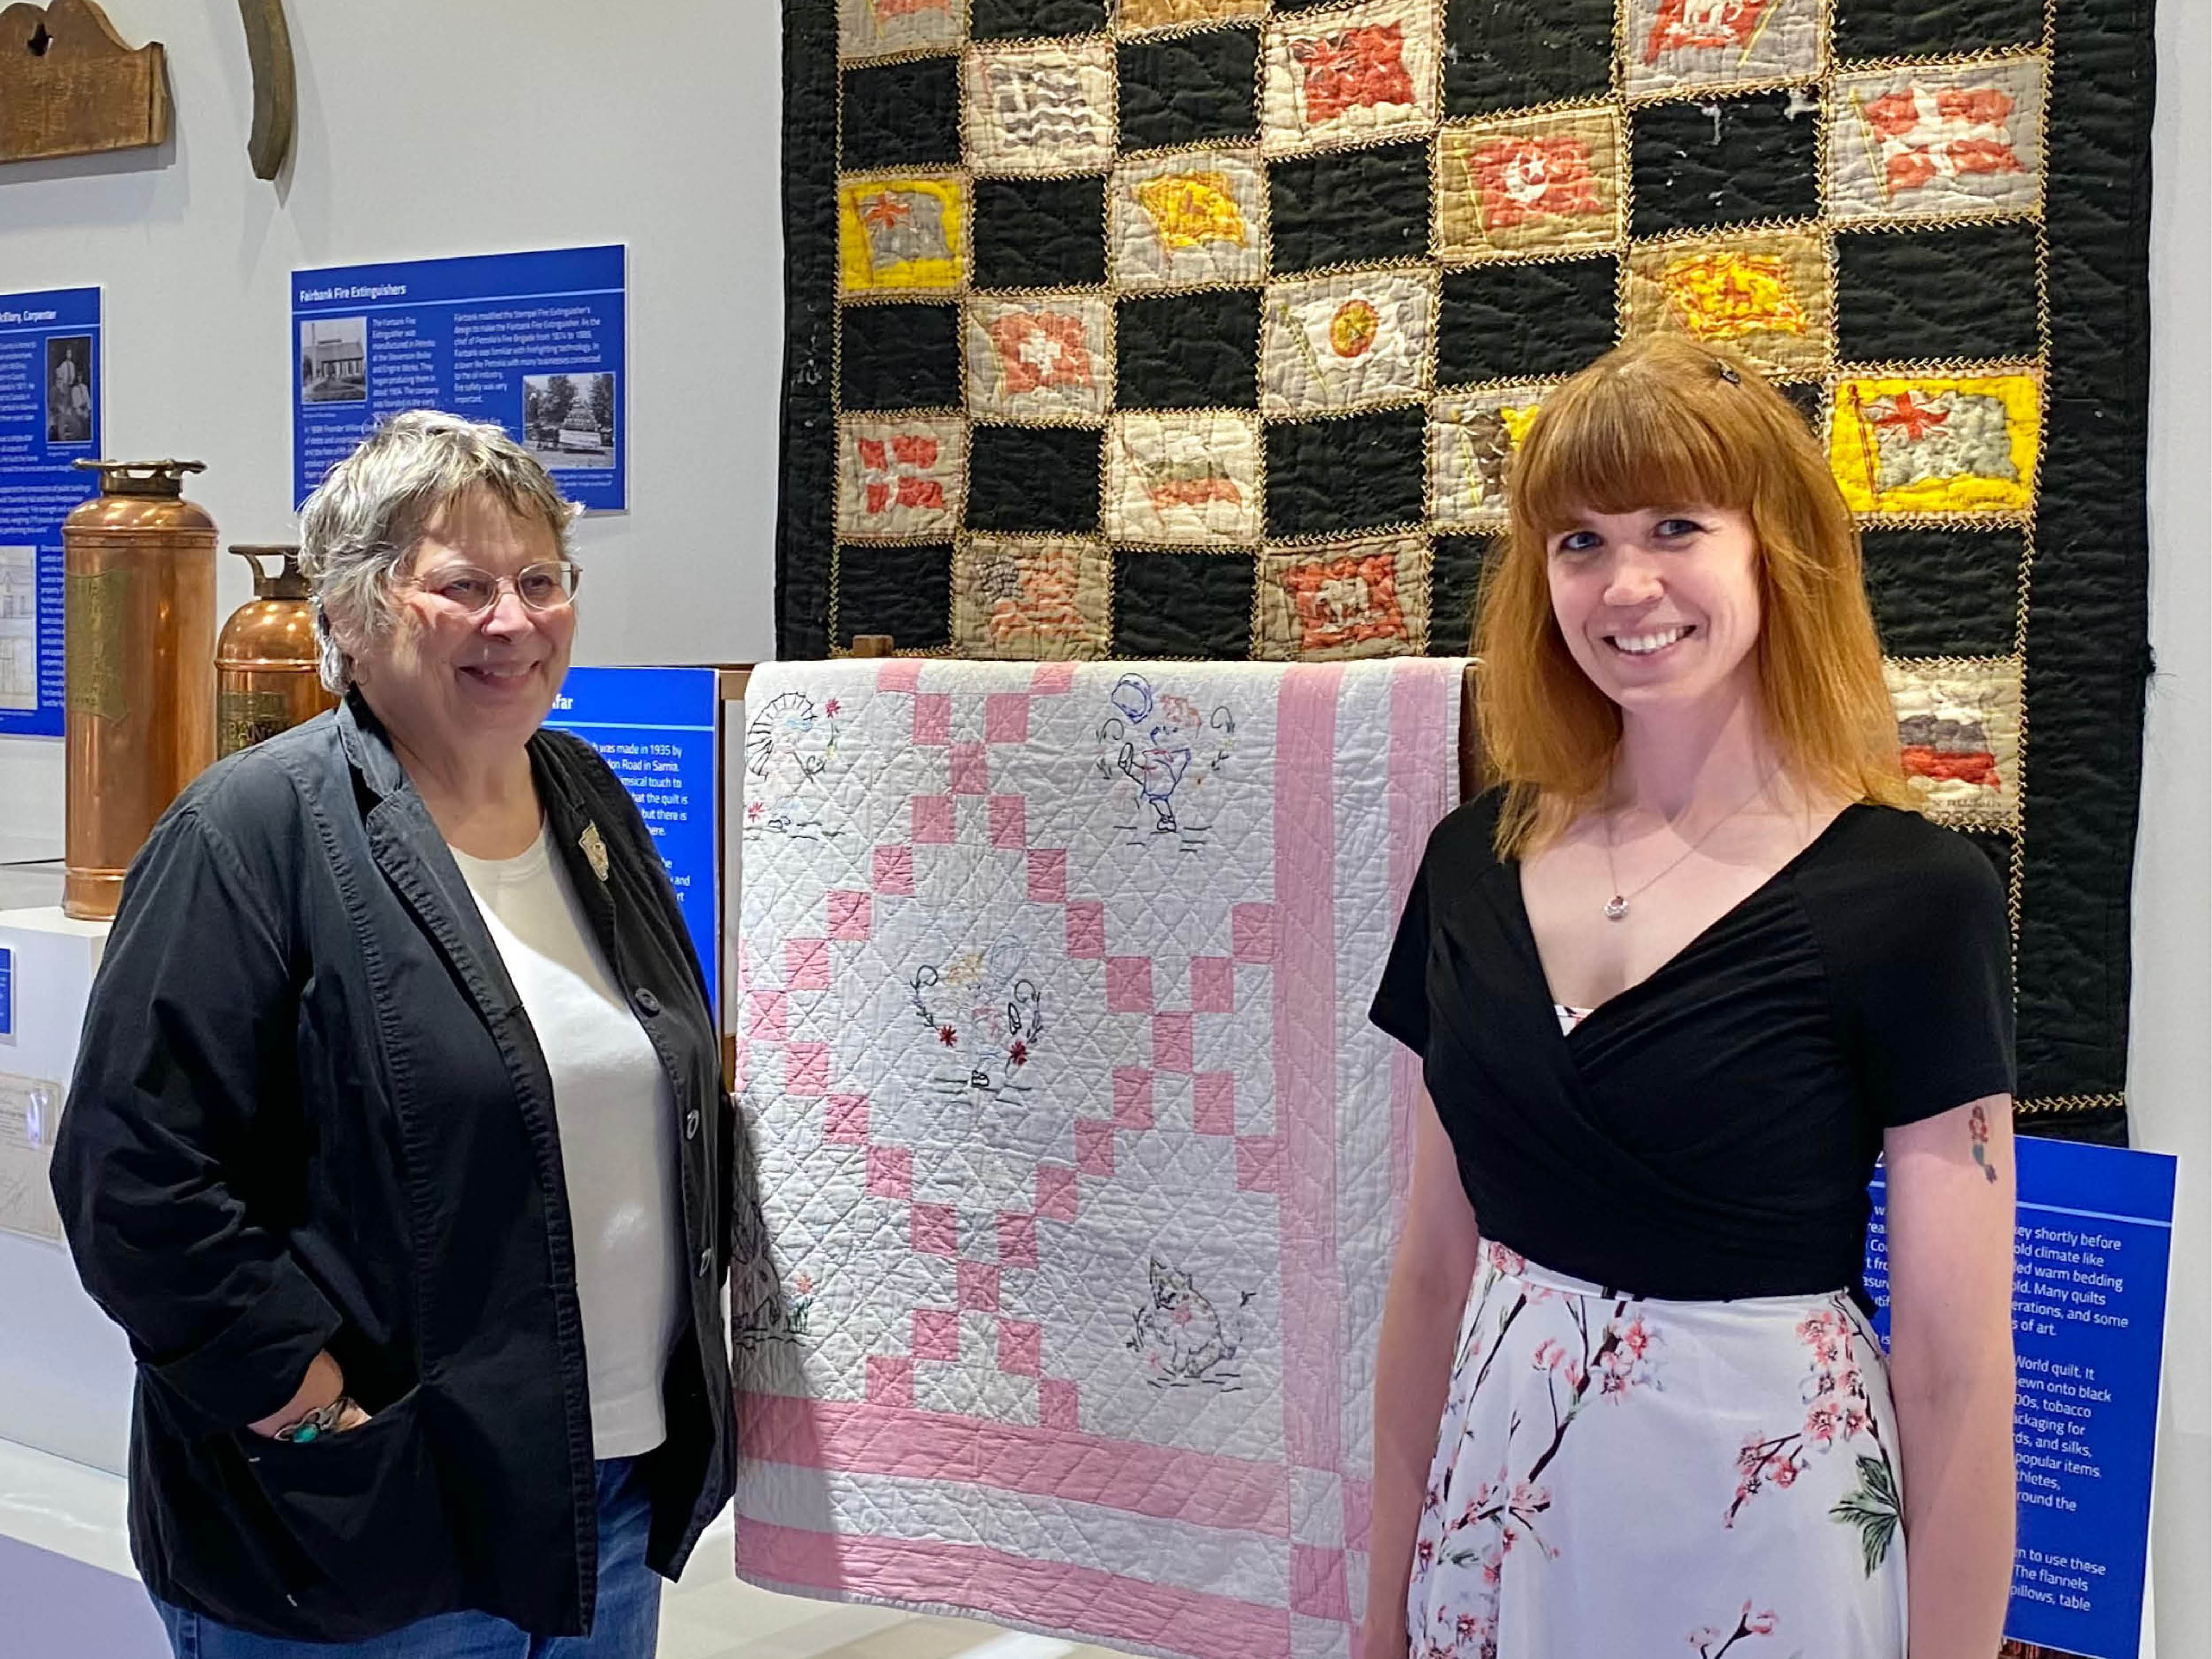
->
[239, 1386, 459, 1619]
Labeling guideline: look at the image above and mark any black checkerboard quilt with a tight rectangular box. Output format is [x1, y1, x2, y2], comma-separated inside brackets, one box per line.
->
[777, 0, 2154, 1133]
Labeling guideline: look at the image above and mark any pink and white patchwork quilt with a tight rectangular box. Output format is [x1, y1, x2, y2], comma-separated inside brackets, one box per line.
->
[731, 657, 1464, 1659]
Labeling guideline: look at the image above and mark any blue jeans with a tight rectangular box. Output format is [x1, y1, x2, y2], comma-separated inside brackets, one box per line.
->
[154, 1458, 660, 1658]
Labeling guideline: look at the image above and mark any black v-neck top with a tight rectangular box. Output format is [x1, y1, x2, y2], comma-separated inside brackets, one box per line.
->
[1370, 792, 2015, 1303]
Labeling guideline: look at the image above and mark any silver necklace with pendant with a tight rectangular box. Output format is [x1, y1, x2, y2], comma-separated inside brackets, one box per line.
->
[1601, 769, 1782, 922]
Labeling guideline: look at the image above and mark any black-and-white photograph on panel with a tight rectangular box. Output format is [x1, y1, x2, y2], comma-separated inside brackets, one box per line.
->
[44, 337, 92, 444]
[299, 317, 368, 404]
[523, 372, 616, 470]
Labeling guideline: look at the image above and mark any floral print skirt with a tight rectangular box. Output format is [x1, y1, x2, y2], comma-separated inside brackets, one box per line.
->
[1407, 1242, 1909, 1659]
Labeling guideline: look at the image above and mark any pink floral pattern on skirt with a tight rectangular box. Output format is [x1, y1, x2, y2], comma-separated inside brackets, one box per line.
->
[1408, 1243, 1909, 1658]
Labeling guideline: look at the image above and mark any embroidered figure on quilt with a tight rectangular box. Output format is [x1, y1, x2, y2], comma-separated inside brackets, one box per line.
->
[1643, 0, 1774, 65]
[1465, 134, 1606, 231]
[853, 188, 954, 279]
[1279, 546, 1417, 655]
[1263, 272, 1434, 415]
[984, 308, 1097, 397]
[744, 691, 842, 839]
[1127, 1258, 1254, 1389]
[1896, 693, 2001, 790]
[985, 60, 1103, 156]
[1659, 251, 1810, 343]
[1290, 25, 1416, 126]
[1854, 386, 2020, 495]
[1828, 373, 2039, 515]
[730, 1191, 816, 1351]
[1096, 674, 1234, 842]
[910, 939, 1044, 1097]
[1726, 1300, 1903, 1574]
[841, 0, 959, 63]
[1855, 79, 2028, 202]
[1133, 454, 1245, 515]
[1457, 409, 1518, 510]
[849, 428, 954, 521]
[1134, 170, 1251, 253]
[1118, 0, 1265, 28]
[1432, 391, 1546, 527]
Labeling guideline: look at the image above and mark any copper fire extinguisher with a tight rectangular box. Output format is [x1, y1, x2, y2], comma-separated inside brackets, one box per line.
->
[62, 460, 218, 921]
[217, 545, 336, 758]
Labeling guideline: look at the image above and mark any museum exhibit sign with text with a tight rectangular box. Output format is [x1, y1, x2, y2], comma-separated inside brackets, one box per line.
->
[1868, 1139, 2176, 1659]
[0, 286, 101, 739]
[292, 245, 627, 511]
[545, 665, 722, 1015]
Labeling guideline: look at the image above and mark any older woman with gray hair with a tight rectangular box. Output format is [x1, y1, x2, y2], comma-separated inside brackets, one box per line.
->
[52, 410, 735, 1657]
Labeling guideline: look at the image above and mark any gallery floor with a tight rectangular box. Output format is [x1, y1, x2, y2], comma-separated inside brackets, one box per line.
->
[0, 1434, 1142, 1659]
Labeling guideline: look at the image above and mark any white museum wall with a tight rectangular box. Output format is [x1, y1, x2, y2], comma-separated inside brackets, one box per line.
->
[0, 0, 784, 860]
[2136, 2, 2211, 1651]
[0, 0, 2204, 1651]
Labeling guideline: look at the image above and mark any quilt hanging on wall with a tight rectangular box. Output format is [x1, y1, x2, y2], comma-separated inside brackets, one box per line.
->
[777, 0, 2154, 1135]
[732, 657, 1462, 1659]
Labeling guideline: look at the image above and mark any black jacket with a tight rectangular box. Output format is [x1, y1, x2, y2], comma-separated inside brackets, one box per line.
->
[50, 693, 736, 1641]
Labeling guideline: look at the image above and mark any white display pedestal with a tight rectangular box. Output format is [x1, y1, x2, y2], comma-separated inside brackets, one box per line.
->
[0, 908, 135, 1475]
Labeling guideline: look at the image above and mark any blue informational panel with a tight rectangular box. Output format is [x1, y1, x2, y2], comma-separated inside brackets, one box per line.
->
[1864, 1137, 2176, 1659]
[0, 944, 12, 1039]
[292, 246, 626, 511]
[0, 287, 101, 738]
[545, 666, 720, 1014]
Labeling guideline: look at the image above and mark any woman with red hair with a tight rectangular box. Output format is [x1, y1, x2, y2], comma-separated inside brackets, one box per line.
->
[1364, 337, 2017, 1658]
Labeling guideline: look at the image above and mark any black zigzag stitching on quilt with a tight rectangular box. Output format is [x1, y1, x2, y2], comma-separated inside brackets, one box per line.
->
[1265, 407, 1427, 540]
[970, 0, 1108, 38]
[1861, 529, 2023, 660]
[1117, 291, 1262, 411]
[1630, 95, 1820, 237]
[969, 426, 1106, 535]
[1269, 142, 1432, 274]
[838, 545, 955, 651]
[1113, 552, 1254, 659]
[840, 56, 961, 171]
[1442, 0, 1614, 117]
[841, 304, 962, 412]
[1835, 224, 2042, 365]
[1118, 30, 1261, 152]
[1831, 0, 2044, 59]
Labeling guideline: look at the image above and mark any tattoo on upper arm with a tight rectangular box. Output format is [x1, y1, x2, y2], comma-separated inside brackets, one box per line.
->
[1969, 1104, 2000, 1184]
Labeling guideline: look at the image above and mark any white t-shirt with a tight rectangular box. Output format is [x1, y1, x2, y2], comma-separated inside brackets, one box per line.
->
[449, 829, 685, 1458]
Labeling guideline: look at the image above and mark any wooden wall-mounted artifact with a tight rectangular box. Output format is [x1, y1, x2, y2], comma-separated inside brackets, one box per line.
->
[236, 0, 294, 181]
[0, 0, 171, 165]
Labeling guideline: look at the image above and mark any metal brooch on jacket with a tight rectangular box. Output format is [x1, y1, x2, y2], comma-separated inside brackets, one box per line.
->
[580, 822, 610, 883]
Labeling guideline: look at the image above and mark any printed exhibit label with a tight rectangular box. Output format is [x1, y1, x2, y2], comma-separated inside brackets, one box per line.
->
[0, 287, 101, 738]
[545, 665, 720, 1013]
[292, 246, 627, 511]
[1866, 1137, 2176, 1659]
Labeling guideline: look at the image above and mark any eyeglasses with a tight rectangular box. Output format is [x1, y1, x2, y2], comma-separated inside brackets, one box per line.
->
[404, 560, 581, 617]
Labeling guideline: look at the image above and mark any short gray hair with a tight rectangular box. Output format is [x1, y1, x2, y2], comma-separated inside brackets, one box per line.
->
[297, 409, 578, 692]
